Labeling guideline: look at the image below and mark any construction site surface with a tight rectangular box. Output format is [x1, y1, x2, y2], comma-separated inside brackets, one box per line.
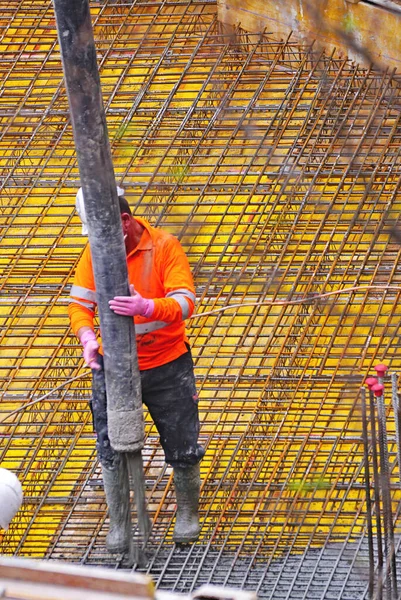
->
[1, 1, 401, 599]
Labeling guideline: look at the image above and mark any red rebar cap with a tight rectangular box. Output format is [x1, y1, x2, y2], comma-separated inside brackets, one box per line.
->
[365, 377, 378, 389]
[374, 364, 388, 377]
[372, 383, 384, 397]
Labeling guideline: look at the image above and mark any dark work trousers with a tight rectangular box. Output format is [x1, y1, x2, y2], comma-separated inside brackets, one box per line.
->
[90, 351, 205, 469]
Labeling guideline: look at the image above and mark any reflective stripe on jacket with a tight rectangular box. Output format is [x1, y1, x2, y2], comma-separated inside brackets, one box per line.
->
[68, 217, 196, 370]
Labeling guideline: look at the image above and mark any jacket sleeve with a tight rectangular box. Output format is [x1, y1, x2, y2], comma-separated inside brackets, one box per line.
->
[151, 235, 196, 322]
[68, 245, 97, 336]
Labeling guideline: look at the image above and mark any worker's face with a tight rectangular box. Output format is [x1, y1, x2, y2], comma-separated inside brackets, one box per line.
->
[120, 213, 134, 252]
[121, 213, 131, 240]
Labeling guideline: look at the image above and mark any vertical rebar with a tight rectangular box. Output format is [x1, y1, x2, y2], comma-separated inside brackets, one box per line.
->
[366, 376, 384, 600]
[372, 379, 398, 600]
[390, 372, 401, 488]
[375, 366, 398, 600]
[361, 386, 375, 599]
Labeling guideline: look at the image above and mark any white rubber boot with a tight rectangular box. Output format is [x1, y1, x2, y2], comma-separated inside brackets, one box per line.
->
[173, 463, 201, 544]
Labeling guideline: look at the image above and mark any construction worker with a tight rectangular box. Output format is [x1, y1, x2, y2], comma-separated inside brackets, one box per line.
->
[69, 188, 204, 552]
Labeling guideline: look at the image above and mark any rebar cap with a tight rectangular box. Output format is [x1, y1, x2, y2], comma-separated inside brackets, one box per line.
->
[374, 364, 388, 377]
[372, 383, 384, 397]
[365, 377, 378, 389]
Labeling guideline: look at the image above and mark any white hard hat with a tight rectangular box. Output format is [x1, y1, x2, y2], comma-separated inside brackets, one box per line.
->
[75, 185, 125, 236]
[0, 468, 23, 530]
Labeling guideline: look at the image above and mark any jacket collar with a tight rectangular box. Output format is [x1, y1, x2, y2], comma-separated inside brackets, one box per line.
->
[127, 216, 153, 256]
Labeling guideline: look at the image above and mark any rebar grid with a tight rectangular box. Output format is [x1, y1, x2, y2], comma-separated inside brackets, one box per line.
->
[2, 1, 401, 598]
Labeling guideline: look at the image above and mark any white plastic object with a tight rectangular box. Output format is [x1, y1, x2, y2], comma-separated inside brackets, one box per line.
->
[0, 468, 23, 530]
[75, 185, 125, 235]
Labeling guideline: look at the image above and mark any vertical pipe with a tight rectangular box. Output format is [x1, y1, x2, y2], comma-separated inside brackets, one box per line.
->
[52, 0, 150, 559]
[127, 453, 151, 554]
[361, 386, 375, 599]
[52, 0, 144, 452]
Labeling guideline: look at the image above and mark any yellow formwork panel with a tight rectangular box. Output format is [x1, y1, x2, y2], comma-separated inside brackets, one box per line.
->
[1, 0, 401, 582]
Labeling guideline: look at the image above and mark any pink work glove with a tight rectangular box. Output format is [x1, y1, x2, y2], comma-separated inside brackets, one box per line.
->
[81, 330, 101, 370]
[109, 284, 154, 318]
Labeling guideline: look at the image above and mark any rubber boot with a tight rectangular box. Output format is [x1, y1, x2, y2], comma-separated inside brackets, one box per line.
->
[102, 458, 131, 553]
[173, 463, 201, 543]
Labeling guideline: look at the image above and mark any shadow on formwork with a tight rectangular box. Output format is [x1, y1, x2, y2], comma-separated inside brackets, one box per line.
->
[2, 0, 401, 598]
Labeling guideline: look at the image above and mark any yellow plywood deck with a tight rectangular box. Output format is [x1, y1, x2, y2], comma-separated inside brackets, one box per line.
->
[1, 0, 401, 593]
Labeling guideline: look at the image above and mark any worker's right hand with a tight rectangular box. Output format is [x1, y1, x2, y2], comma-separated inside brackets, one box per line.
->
[81, 330, 101, 370]
[109, 284, 154, 318]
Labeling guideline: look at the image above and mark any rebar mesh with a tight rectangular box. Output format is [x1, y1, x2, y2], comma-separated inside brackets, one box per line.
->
[2, 1, 401, 598]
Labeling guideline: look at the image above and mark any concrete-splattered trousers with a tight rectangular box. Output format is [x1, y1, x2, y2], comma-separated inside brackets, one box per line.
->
[90, 350, 205, 469]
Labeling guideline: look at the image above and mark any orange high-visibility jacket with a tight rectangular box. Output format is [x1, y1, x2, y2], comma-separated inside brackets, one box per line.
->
[68, 217, 196, 371]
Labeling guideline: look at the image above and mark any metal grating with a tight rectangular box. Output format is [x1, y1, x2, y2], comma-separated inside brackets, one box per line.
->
[2, 1, 401, 598]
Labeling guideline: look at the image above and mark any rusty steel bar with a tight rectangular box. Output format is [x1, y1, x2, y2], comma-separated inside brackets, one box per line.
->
[390, 372, 401, 488]
[372, 379, 397, 600]
[366, 377, 384, 600]
[361, 386, 375, 599]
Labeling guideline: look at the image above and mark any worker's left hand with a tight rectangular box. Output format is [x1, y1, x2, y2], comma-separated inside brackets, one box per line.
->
[109, 284, 154, 318]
